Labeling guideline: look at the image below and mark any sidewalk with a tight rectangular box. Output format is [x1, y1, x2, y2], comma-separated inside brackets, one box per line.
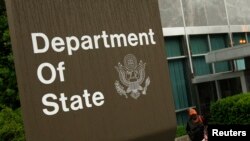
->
[175, 135, 190, 141]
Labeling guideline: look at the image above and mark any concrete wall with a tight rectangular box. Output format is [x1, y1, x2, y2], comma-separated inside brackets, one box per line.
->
[158, 0, 250, 28]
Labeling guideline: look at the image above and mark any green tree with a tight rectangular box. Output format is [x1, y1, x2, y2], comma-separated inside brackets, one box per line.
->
[0, 1, 25, 140]
[0, 106, 25, 141]
[0, 0, 20, 109]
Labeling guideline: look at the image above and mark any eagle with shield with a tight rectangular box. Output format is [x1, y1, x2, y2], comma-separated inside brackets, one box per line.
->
[114, 54, 150, 99]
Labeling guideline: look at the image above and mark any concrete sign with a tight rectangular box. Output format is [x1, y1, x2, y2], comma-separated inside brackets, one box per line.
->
[6, 0, 176, 140]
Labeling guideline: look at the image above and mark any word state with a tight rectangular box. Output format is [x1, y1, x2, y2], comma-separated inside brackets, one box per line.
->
[42, 89, 104, 116]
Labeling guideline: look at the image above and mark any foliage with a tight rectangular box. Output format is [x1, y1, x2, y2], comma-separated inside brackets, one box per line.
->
[0, 106, 25, 141]
[0, 0, 20, 109]
[0, 1, 24, 140]
[175, 125, 186, 137]
[210, 93, 250, 124]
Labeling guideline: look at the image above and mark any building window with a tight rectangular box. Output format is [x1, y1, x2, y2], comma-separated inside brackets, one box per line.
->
[165, 36, 191, 125]
[233, 33, 246, 70]
[165, 36, 184, 57]
[233, 33, 247, 45]
[210, 34, 231, 73]
[190, 35, 212, 76]
[247, 33, 250, 42]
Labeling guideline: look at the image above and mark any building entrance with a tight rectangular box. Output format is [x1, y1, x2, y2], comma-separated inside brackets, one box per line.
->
[197, 82, 217, 116]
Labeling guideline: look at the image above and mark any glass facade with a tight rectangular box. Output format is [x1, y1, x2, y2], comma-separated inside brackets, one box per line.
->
[165, 36, 191, 125]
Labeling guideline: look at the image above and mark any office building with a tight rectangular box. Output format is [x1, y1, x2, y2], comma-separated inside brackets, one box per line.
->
[158, 0, 250, 125]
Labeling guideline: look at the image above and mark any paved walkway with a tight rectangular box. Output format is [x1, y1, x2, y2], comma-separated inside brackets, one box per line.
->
[175, 135, 190, 141]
